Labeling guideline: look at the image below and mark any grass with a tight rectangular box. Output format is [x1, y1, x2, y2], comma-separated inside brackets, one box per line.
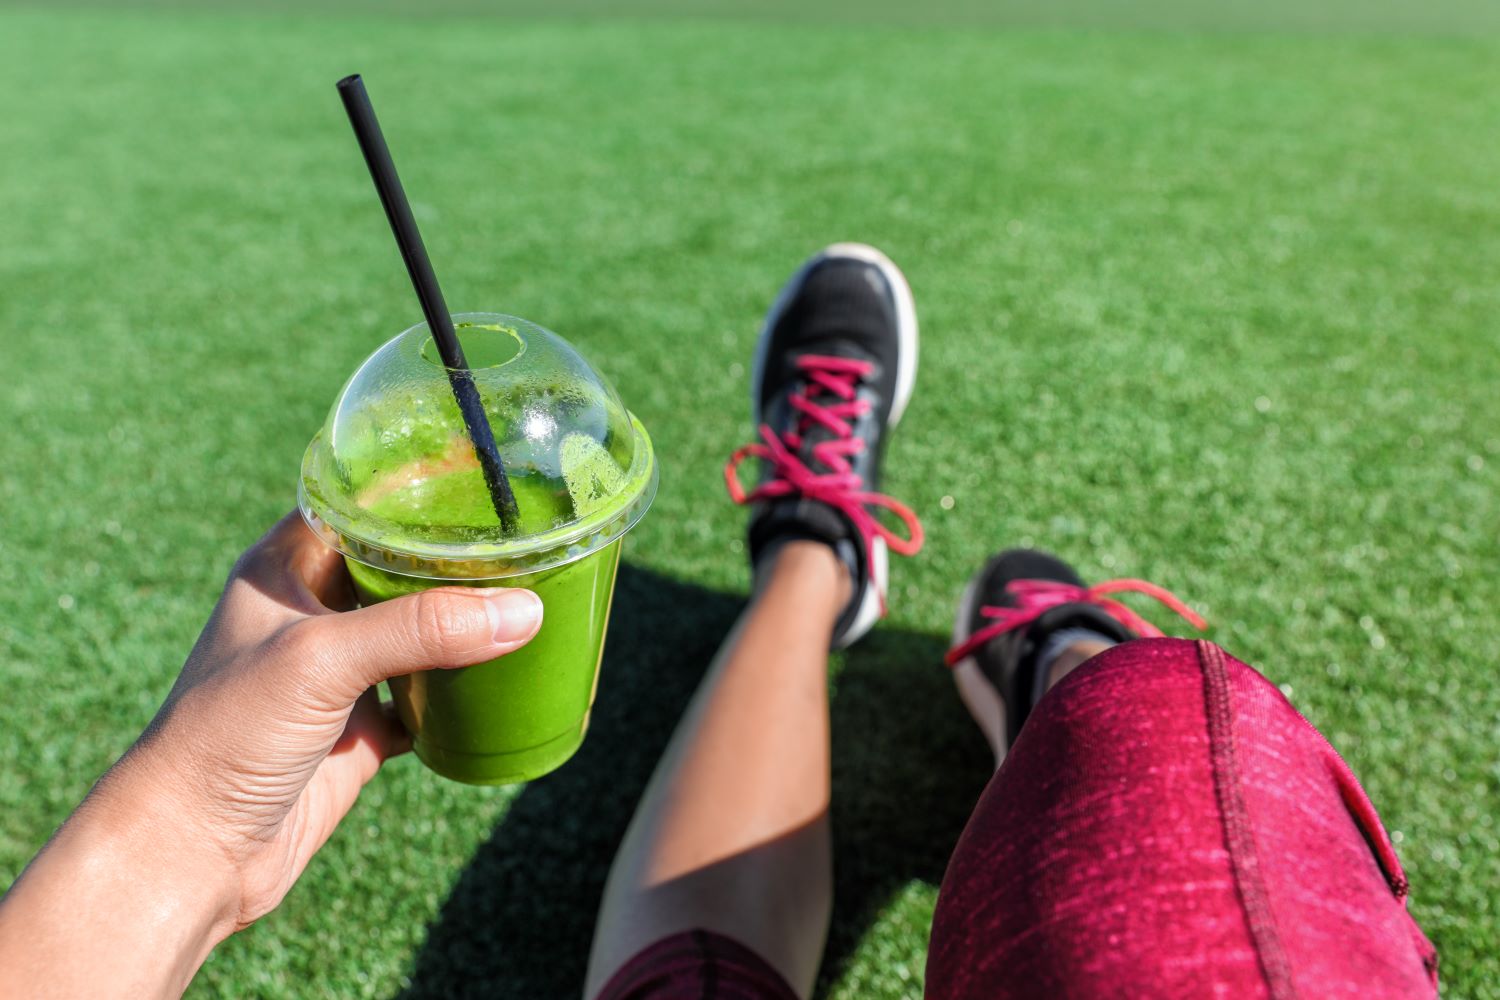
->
[17, 0, 1500, 34]
[1, 4, 1498, 997]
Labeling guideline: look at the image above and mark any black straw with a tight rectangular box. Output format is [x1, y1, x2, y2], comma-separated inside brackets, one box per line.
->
[336, 73, 521, 531]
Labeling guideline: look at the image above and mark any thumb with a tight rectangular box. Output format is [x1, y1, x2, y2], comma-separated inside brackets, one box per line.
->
[304, 587, 544, 703]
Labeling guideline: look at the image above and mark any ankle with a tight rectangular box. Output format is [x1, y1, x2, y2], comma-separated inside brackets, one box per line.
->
[1042, 639, 1115, 693]
[756, 539, 854, 613]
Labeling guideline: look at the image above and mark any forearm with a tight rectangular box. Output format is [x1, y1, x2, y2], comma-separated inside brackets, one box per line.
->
[0, 773, 238, 999]
[0, 516, 535, 997]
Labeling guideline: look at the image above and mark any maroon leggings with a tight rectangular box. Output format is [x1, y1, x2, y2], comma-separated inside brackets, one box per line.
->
[599, 639, 1438, 999]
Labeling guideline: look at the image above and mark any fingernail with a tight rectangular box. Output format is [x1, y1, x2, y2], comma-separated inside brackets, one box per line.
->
[483, 589, 543, 643]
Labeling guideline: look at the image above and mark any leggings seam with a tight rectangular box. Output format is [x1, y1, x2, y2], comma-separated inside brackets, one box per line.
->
[1198, 639, 1299, 1000]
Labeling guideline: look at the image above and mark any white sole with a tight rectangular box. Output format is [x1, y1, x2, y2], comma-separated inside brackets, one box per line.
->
[750, 243, 919, 648]
[950, 566, 1010, 761]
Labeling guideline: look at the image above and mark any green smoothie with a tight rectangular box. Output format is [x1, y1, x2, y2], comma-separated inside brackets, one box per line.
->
[299, 312, 657, 785]
[346, 469, 623, 784]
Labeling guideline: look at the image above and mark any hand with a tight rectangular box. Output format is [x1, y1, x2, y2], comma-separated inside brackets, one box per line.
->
[129, 510, 544, 921]
[0, 512, 543, 997]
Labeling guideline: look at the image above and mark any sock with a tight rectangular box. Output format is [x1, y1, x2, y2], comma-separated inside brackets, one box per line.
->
[1031, 627, 1118, 707]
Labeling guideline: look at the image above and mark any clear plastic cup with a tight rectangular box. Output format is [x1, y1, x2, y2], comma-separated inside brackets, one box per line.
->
[299, 313, 657, 784]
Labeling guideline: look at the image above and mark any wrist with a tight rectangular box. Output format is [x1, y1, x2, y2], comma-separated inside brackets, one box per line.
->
[0, 760, 241, 997]
[86, 745, 246, 937]
[96, 778, 241, 918]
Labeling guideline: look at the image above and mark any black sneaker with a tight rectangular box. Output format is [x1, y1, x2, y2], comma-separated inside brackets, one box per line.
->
[946, 550, 1208, 748]
[724, 243, 923, 647]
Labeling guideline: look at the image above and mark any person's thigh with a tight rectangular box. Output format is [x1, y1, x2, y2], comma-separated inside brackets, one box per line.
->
[926, 637, 1438, 999]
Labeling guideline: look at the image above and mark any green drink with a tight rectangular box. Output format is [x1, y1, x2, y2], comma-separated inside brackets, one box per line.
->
[299, 313, 657, 785]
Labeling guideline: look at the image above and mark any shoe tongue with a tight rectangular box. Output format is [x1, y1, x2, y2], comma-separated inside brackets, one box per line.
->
[1029, 602, 1137, 645]
[767, 341, 866, 399]
[791, 379, 854, 472]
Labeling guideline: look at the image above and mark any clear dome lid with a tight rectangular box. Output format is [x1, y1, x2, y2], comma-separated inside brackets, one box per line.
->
[299, 313, 657, 579]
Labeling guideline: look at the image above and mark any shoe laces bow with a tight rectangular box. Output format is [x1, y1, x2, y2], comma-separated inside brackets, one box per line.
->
[725, 354, 924, 576]
[944, 578, 1206, 667]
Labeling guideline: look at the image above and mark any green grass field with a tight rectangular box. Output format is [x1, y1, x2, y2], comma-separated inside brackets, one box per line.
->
[2, 3, 1497, 997]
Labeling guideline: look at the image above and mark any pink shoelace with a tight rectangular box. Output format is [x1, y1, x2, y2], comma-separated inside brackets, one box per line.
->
[724, 354, 924, 579]
[944, 578, 1207, 667]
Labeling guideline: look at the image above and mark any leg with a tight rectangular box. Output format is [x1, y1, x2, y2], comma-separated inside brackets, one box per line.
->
[587, 243, 923, 998]
[934, 553, 1438, 997]
[584, 542, 846, 997]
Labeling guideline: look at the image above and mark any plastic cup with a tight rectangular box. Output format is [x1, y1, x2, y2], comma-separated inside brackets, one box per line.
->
[298, 313, 657, 784]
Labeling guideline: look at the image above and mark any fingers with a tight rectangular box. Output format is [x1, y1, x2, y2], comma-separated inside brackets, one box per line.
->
[227, 512, 354, 621]
[289, 690, 409, 880]
[335, 687, 410, 763]
[258, 511, 353, 605]
[293, 587, 544, 706]
[293, 532, 355, 612]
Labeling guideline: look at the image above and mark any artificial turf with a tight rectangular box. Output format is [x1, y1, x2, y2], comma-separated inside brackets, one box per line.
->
[1, 4, 1497, 997]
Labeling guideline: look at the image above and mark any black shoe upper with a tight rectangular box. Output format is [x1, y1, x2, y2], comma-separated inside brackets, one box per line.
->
[754, 257, 903, 494]
[747, 255, 907, 641]
[966, 549, 1136, 747]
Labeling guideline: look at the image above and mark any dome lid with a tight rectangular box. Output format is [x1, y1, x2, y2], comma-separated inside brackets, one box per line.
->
[299, 313, 657, 579]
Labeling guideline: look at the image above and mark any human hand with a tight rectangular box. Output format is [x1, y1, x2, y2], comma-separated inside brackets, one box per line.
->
[0, 512, 542, 997]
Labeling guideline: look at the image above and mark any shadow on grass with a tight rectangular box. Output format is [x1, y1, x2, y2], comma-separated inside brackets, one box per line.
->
[398, 563, 992, 999]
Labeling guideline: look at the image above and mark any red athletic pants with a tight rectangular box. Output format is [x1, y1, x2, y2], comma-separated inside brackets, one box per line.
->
[599, 639, 1438, 999]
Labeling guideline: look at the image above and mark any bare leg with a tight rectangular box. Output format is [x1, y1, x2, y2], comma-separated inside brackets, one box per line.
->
[584, 541, 850, 999]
